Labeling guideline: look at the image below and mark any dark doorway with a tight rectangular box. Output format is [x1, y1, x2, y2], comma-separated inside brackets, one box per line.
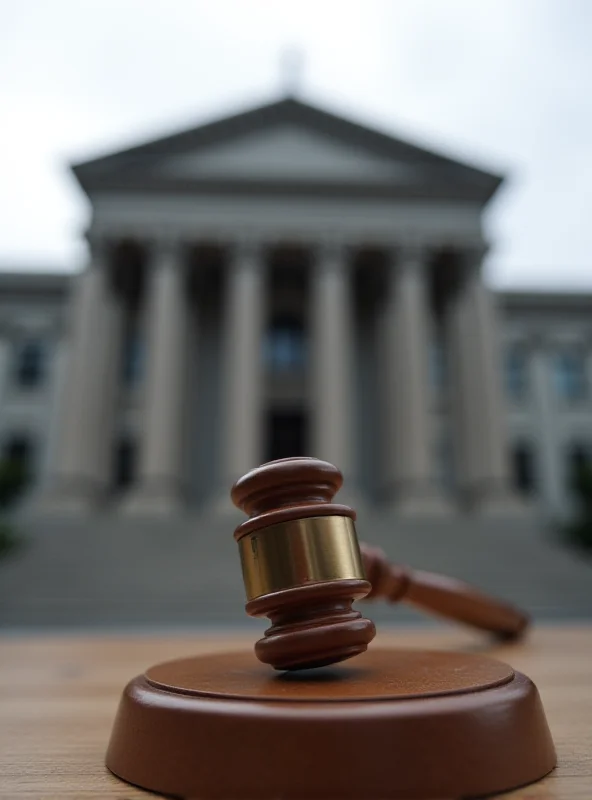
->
[511, 442, 536, 495]
[2, 433, 34, 485]
[266, 410, 307, 462]
[113, 437, 137, 491]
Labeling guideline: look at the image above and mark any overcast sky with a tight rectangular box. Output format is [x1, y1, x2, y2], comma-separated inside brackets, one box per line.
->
[1, 0, 591, 289]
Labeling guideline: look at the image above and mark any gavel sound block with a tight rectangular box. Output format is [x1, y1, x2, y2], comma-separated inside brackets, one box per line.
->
[106, 458, 555, 799]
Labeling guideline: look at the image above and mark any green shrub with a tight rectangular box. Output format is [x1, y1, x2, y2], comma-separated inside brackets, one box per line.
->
[0, 458, 29, 560]
[564, 462, 592, 551]
[0, 458, 29, 510]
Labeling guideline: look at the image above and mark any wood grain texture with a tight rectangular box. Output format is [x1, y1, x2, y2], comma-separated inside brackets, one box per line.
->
[1, 626, 591, 799]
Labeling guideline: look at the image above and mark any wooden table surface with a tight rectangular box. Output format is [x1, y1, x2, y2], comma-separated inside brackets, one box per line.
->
[1, 626, 591, 799]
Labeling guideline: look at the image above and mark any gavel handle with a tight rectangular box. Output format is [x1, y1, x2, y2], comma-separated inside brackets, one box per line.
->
[360, 543, 529, 640]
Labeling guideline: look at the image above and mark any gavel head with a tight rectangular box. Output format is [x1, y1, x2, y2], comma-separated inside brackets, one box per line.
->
[231, 457, 376, 670]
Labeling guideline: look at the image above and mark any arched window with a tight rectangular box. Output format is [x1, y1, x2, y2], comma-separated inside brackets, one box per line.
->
[264, 317, 306, 373]
[504, 344, 529, 401]
[511, 442, 536, 495]
[554, 349, 587, 402]
[14, 338, 47, 388]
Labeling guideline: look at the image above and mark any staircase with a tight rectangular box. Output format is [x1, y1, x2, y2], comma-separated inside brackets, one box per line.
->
[1, 510, 591, 629]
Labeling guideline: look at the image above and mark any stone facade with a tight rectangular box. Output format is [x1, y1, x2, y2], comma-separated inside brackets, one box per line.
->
[0, 99, 590, 518]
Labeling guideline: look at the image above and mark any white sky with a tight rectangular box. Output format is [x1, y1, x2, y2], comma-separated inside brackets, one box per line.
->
[1, 0, 591, 289]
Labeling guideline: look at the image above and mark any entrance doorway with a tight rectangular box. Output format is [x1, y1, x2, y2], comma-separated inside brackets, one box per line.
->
[265, 410, 308, 462]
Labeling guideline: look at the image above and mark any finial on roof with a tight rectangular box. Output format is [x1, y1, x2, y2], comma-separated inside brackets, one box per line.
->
[280, 46, 304, 97]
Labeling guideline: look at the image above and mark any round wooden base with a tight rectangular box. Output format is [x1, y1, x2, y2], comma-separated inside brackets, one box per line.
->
[106, 648, 555, 799]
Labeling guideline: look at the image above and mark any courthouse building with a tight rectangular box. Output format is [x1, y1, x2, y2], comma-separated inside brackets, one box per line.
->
[0, 98, 591, 518]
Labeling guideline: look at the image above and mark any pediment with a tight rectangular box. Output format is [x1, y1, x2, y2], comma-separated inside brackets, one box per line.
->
[155, 124, 419, 184]
[72, 98, 502, 201]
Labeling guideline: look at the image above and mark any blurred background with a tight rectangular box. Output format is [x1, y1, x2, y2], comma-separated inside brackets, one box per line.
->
[0, 0, 591, 631]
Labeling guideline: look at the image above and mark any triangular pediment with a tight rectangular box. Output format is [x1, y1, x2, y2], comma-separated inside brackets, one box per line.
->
[155, 124, 418, 184]
[72, 98, 502, 201]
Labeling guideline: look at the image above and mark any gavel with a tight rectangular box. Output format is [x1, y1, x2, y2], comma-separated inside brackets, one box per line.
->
[231, 457, 529, 670]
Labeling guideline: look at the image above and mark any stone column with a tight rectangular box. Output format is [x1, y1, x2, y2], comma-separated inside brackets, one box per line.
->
[221, 242, 265, 488]
[123, 239, 188, 515]
[382, 246, 448, 515]
[41, 240, 124, 512]
[310, 242, 353, 481]
[447, 250, 520, 514]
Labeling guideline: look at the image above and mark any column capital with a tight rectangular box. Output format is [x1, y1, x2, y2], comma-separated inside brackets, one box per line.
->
[312, 239, 351, 272]
[227, 238, 266, 264]
[384, 243, 430, 285]
[394, 239, 432, 264]
[148, 233, 187, 262]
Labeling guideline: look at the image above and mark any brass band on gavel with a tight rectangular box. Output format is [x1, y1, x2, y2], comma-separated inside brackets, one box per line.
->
[238, 515, 366, 601]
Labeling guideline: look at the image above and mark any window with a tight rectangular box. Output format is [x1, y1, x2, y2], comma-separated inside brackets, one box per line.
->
[554, 350, 587, 402]
[265, 411, 307, 461]
[14, 338, 47, 388]
[504, 345, 529, 401]
[121, 333, 144, 386]
[511, 442, 536, 495]
[264, 318, 306, 373]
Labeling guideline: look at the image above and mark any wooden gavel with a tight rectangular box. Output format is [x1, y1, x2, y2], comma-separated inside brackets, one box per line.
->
[360, 542, 528, 640]
[232, 456, 529, 670]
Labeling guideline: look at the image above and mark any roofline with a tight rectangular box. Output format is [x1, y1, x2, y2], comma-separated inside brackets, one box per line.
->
[71, 97, 504, 201]
[500, 289, 592, 307]
[0, 271, 72, 292]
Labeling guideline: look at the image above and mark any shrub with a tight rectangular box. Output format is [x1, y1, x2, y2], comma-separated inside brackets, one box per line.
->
[564, 462, 592, 551]
[0, 458, 29, 510]
[0, 458, 29, 560]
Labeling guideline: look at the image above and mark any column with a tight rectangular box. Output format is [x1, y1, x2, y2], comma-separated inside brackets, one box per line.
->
[41, 240, 124, 512]
[382, 246, 448, 514]
[310, 243, 353, 480]
[447, 250, 521, 514]
[123, 239, 188, 515]
[221, 242, 265, 487]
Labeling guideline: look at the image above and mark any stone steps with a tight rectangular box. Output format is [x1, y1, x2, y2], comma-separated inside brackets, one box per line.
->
[1, 512, 591, 629]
